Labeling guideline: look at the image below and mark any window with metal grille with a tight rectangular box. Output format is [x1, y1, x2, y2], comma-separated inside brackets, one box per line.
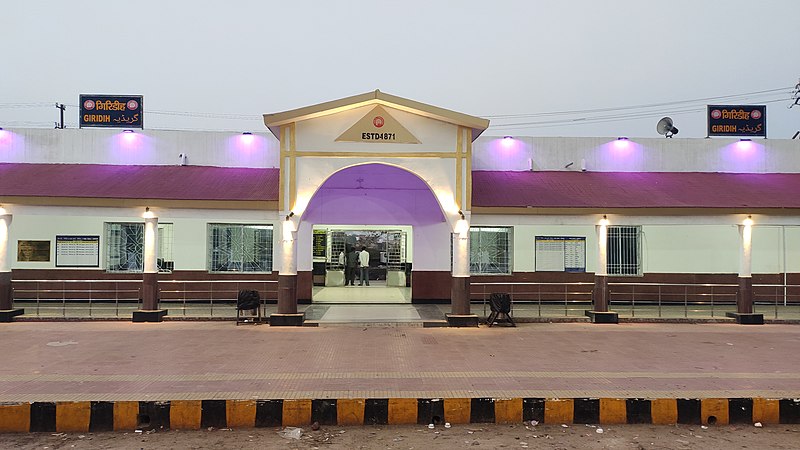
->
[207, 224, 273, 273]
[607, 225, 642, 276]
[469, 227, 513, 275]
[105, 222, 173, 273]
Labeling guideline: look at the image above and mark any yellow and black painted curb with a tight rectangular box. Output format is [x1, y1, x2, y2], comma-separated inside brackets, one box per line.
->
[1, 397, 798, 432]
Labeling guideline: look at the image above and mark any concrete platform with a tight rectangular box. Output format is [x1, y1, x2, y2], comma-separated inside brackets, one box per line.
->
[0, 321, 798, 430]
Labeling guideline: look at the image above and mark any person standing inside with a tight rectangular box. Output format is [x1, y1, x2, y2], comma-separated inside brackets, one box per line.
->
[345, 246, 358, 286]
[358, 246, 370, 286]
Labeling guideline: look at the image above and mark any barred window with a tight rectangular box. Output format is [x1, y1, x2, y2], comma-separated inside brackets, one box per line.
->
[105, 222, 174, 273]
[208, 224, 273, 273]
[469, 227, 513, 275]
[607, 225, 642, 276]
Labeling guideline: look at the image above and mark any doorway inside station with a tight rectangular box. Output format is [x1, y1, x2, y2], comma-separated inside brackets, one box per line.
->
[312, 225, 411, 304]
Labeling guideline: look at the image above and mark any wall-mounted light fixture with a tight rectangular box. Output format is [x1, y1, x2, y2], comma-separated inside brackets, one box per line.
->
[743, 215, 753, 226]
[143, 206, 155, 219]
[454, 211, 469, 239]
[282, 212, 296, 240]
[599, 214, 609, 226]
[617, 137, 628, 140]
[123, 129, 134, 133]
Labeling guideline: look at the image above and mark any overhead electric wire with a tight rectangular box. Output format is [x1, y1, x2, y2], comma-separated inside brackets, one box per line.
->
[0, 102, 53, 109]
[59, 104, 261, 120]
[487, 95, 792, 130]
[1, 86, 793, 132]
[482, 87, 793, 119]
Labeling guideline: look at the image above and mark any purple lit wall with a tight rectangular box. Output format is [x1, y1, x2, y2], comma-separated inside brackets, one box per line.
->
[109, 131, 157, 163]
[473, 137, 531, 171]
[302, 163, 445, 226]
[597, 139, 645, 171]
[0, 129, 24, 158]
[720, 140, 766, 172]
[225, 133, 275, 168]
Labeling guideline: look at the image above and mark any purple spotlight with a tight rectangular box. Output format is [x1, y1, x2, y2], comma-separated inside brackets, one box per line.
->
[500, 136, 515, 148]
[240, 132, 254, 144]
[120, 129, 138, 144]
[613, 137, 631, 149]
[735, 139, 754, 151]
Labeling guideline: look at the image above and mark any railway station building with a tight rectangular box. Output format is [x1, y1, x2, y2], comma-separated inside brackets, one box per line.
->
[1, 90, 799, 325]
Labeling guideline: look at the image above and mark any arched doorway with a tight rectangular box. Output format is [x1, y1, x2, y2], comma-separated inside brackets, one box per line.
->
[302, 163, 445, 305]
[265, 90, 486, 326]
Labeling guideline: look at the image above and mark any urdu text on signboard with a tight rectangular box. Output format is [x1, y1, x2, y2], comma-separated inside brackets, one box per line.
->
[707, 105, 766, 137]
[79, 95, 143, 128]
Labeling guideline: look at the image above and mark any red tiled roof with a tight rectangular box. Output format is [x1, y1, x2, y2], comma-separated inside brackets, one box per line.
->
[0, 163, 279, 202]
[3, 164, 800, 209]
[472, 171, 800, 209]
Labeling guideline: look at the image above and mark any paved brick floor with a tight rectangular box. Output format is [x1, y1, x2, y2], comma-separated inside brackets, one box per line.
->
[0, 321, 798, 402]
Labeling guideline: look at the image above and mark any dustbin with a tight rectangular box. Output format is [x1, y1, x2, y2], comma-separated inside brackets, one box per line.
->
[236, 289, 261, 325]
[487, 292, 515, 327]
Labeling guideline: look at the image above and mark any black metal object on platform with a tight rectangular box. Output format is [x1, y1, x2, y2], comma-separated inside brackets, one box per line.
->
[236, 290, 261, 325]
[486, 293, 515, 327]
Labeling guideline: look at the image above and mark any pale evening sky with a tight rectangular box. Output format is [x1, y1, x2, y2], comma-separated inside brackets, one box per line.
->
[1, 0, 798, 138]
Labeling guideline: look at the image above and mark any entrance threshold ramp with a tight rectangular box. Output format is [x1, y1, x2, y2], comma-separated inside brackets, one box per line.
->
[312, 286, 411, 304]
[304, 304, 448, 327]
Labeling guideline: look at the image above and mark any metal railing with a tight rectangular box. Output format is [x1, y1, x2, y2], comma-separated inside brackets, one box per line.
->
[470, 282, 595, 318]
[608, 282, 738, 319]
[11, 279, 278, 319]
[471, 281, 800, 320]
[12, 279, 142, 318]
[158, 280, 278, 317]
[12, 278, 800, 321]
[753, 283, 800, 320]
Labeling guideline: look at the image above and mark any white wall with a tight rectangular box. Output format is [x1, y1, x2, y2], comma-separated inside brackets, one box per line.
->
[6, 204, 800, 275]
[0, 128, 279, 168]
[473, 214, 800, 274]
[5, 128, 800, 174]
[473, 136, 800, 173]
[7, 205, 280, 271]
[641, 225, 739, 273]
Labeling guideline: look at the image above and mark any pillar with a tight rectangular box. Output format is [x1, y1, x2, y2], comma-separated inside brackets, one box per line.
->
[447, 215, 478, 327]
[132, 208, 167, 322]
[727, 218, 762, 324]
[271, 214, 303, 326]
[593, 222, 609, 312]
[737, 222, 753, 313]
[0, 208, 24, 321]
[586, 217, 618, 323]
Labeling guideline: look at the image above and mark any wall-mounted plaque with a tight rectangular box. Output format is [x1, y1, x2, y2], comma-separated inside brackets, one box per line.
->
[17, 240, 51, 262]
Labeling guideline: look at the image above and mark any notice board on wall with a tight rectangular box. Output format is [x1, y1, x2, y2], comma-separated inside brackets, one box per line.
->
[313, 230, 327, 260]
[535, 236, 586, 272]
[56, 235, 100, 267]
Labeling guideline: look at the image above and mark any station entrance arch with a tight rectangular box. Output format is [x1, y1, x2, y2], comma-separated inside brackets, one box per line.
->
[304, 163, 444, 303]
[262, 90, 489, 326]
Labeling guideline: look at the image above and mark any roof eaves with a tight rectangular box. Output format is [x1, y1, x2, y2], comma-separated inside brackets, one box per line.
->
[263, 89, 489, 140]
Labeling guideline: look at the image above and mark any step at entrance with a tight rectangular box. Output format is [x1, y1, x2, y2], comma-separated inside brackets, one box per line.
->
[303, 304, 447, 327]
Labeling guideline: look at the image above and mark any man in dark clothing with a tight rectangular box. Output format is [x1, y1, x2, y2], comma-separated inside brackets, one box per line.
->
[344, 246, 359, 286]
